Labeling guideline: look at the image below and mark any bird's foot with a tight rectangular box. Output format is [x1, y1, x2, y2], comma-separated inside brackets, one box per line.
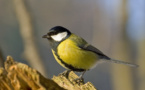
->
[73, 77, 84, 85]
[59, 70, 71, 79]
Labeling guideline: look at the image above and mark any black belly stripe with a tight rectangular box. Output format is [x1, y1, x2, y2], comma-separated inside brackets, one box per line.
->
[53, 50, 86, 72]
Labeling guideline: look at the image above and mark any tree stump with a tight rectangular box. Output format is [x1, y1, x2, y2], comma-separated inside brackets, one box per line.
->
[0, 56, 97, 90]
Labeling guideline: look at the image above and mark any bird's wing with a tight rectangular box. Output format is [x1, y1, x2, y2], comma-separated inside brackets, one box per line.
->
[79, 44, 110, 59]
[70, 34, 110, 59]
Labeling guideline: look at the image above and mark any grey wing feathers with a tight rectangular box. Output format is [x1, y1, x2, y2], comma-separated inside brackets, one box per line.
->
[80, 44, 110, 60]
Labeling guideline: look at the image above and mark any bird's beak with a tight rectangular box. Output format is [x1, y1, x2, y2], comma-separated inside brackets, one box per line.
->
[42, 34, 49, 38]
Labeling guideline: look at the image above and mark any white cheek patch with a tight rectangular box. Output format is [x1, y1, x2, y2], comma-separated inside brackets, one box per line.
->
[51, 32, 67, 41]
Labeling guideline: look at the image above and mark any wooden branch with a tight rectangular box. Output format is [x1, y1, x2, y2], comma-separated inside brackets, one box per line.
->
[53, 72, 97, 90]
[0, 56, 97, 90]
[12, 0, 47, 76]
[0, 56, 64, 90]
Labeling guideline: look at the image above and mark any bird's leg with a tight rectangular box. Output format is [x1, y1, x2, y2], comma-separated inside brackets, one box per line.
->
[74, 71, 86, 84]
[65, 70, 71, 79]
[60, 70, 71, 79]
[79, 71, 86, 80]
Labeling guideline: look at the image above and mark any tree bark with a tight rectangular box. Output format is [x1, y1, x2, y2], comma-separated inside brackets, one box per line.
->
[0, 56, 97, 90]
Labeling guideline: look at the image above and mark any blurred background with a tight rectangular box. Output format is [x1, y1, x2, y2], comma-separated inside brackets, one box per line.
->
[0, 0, 145, 90]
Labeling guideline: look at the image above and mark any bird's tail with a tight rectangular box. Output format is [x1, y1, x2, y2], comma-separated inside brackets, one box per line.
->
[101, 58, 139, 67]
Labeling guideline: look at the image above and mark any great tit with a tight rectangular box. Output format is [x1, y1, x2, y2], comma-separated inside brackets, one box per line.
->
[43, 26, 138, 81]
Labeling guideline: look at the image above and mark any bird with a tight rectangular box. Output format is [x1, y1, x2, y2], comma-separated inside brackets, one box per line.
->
[42, 26, 138, 82]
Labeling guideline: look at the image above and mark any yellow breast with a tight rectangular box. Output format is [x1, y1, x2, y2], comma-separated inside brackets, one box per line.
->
[54, 34, 98, 70]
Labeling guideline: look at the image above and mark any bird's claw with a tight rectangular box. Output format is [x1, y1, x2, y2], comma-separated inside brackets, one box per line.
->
[59, 70, 71, 79]
[73, 77, 84, 85]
